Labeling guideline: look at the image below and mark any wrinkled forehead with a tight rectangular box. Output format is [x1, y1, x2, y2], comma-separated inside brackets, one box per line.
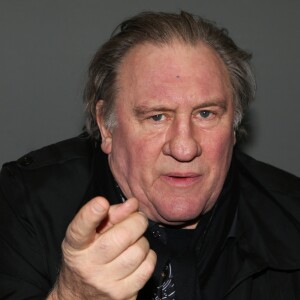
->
[116, 41, 233, 102]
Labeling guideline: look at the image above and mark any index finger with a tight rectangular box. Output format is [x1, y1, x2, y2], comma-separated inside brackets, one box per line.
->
[97, 197, 140, 234]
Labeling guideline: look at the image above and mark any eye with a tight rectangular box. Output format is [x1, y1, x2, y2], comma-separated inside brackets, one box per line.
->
[199, 110, 213, 119]
[150, 114, 165, 121]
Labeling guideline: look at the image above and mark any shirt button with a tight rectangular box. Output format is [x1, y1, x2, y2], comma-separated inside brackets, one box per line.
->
[18, 155, 33, 166]
[152, 230, 161, 238]
[161, 271, 166, 278]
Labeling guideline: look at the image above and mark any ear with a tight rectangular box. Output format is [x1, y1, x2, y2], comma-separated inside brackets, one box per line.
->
[96, 100, 112, 154]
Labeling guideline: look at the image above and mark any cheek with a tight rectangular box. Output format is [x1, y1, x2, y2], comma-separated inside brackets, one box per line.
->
[110, 128, 156, 175]
[109, 129, 132, 169]
[131, 130, 166, 162]
[204, 128, 235, 161]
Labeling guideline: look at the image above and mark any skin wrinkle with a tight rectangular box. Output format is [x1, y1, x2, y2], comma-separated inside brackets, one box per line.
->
[133, 100, 227, 119]
[97, 41, 236, 229]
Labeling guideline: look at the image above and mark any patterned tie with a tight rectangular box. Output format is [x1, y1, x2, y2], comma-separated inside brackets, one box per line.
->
[153, 262, 176, 300]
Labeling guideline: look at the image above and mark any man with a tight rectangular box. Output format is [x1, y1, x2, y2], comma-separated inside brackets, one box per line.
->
[0, 11, 300, 300]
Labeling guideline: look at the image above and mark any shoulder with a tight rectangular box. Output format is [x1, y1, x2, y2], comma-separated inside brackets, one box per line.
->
[11, 133, 95, 171]
[0, 134, 97, 220]
[234, 150, 300, 269]
[1, 133, 96, 186]
[234, 150, 300, 196]
[0, 135, 100, 286]
[0, 134, 100, 255]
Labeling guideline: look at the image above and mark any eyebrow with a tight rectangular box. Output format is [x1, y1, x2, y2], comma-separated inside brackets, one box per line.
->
[133, 99, 227, 117]
[133, 105, 171, 117]
[193, 100, 228, 111]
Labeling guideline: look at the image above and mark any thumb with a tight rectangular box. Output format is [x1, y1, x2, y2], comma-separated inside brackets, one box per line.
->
[64, 197, 110, 250]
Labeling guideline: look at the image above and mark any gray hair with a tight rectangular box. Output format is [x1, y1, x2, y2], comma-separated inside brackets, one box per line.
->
[84, 11, 255, 140]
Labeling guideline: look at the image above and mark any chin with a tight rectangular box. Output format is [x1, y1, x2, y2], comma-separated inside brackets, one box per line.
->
[156, 208, 203, 227]
[160, 215, 201, 229]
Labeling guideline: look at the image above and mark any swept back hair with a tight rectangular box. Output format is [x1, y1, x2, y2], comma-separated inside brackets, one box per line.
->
[84, 11, 255, 140]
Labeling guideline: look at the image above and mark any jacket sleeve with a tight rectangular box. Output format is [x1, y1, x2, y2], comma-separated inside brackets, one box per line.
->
[0, 163, 52, 299]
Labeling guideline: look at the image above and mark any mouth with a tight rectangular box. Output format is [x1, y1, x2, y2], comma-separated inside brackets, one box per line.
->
[161, 173, 201, 187]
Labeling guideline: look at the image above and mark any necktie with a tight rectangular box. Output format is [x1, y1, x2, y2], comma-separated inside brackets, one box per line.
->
[153, 262, 176, 300]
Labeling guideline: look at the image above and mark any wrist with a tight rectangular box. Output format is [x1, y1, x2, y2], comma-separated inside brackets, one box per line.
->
[47, 265, 82, 300]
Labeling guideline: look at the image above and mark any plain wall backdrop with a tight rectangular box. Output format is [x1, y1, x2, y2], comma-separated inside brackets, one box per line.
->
[0, 0, 299, 176]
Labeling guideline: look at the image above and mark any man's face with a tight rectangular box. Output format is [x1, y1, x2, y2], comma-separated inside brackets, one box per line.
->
[97, 41, 236, 228]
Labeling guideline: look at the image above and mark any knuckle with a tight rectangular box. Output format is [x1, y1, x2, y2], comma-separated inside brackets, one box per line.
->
[106, 213, 148, 247]
[133, 270, 151, 291]
[143, 250, 157, 276]
[97, 234, 112, 254]
[122, 244, 146, 269]
[109, 225, 133, 249]
[135, 237, 150, 259]
[61, 239, 71, 256]
[61, 239, 79, 267]
[129, 250, 156, 291]
[66, 222, 82, 247]
[116, 225, 133, 243]
[61, 240, 82, 270]
[135, 212, 148, 230]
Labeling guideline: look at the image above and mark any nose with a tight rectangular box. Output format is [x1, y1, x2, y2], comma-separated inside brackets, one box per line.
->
[162, 118, 201, 162]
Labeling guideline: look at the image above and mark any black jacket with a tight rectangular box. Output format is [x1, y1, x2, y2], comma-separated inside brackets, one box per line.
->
[0, 135, 300, 299]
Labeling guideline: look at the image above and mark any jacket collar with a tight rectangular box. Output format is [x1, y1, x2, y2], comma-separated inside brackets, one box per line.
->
[80, 137, 123, 208]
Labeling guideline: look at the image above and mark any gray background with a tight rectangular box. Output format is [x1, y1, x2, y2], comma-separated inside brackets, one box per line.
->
[1, 0, 299, 176]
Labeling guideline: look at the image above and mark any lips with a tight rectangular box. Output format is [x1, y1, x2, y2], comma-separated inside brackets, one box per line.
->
[161, 172, 201, 187]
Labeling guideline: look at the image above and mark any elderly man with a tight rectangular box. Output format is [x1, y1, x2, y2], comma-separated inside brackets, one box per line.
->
[0, 11, 300, 300]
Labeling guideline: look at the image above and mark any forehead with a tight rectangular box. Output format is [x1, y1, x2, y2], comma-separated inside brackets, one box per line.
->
[116, 41, 232, 103]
